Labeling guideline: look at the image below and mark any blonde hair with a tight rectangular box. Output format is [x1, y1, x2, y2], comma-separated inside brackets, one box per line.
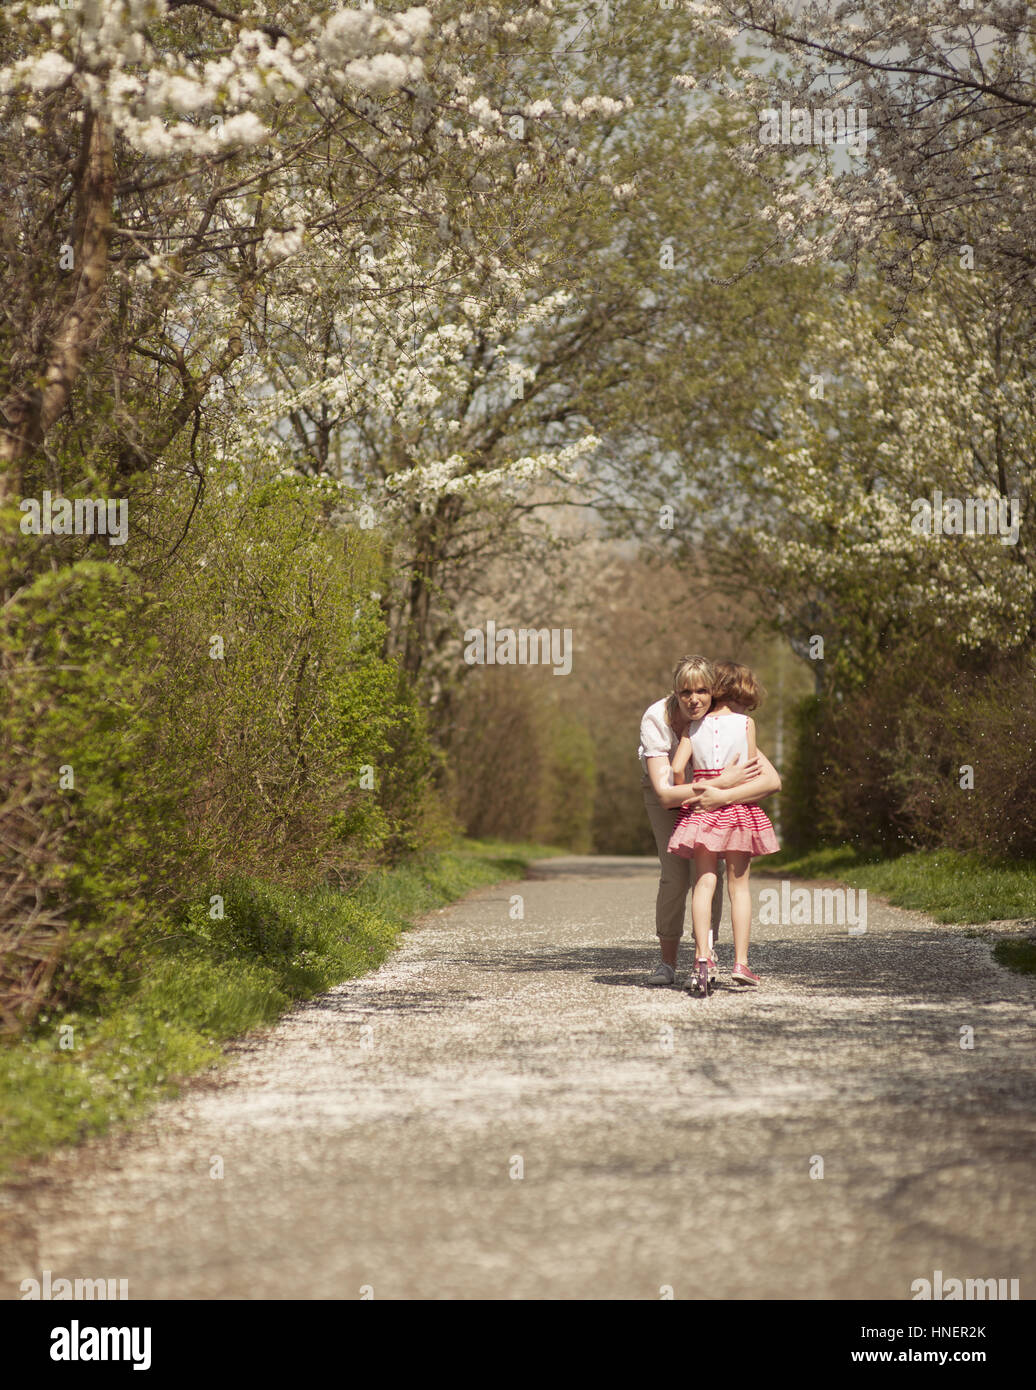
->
[712, 661, 764, 712]
[665, 655, 715, 732]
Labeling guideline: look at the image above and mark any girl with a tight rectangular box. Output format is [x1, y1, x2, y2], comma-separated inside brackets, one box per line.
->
[667, 662, 779, 996]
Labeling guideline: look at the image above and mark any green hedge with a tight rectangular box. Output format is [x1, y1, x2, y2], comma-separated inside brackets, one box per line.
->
[1, 447, 441, 1036]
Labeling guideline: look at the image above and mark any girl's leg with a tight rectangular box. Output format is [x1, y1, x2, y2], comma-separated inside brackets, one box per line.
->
[726, 852, 752, 964]
[691, 848, 718, 961]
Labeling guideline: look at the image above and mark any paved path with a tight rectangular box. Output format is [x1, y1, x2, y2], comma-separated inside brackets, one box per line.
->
[2, 858, 1033, 1300]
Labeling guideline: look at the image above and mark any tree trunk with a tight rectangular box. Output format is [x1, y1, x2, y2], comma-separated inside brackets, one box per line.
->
[0, 109, 115, 484]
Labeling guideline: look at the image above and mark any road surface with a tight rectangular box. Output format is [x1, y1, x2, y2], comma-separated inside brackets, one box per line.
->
[2, 857, 1033, 1300]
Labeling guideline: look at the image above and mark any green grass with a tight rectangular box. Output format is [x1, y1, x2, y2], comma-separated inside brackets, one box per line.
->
[0, 838, 557, 1182]
[993, 939, 1036, 975]
[758, 846, 1036, 925]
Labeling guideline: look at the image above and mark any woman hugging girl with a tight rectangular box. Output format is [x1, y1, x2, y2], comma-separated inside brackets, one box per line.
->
[668, 661, 779, 997]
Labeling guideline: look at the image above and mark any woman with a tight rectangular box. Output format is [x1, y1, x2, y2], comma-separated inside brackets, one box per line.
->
[639, 655, 782, 987]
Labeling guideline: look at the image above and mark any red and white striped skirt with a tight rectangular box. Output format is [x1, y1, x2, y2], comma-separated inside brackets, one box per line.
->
[667, 769, 779, 859]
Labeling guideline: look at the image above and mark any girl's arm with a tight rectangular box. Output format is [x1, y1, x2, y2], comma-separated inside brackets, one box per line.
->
[670, 734, 693, 785]
[746, 716, 757, 760]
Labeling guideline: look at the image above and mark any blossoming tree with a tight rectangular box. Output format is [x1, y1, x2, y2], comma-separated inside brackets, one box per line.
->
[692, 0, 1036, 315]
[696, 264, 1035, 690]
[0, 0, 607, 515]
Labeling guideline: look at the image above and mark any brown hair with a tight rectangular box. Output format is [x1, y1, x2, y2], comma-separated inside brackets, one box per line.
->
[664, 655, 715, 732]
[712, 661, 764, 712]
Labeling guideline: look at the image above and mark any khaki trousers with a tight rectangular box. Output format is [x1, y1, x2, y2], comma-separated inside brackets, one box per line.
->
[642, 779, 723, 941]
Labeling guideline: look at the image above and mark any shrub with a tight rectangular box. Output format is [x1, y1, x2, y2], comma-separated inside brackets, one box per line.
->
[1, 447, 436, 1035]
[785, 636, 1036, 858]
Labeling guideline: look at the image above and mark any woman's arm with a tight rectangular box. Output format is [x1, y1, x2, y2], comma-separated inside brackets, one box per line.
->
[648, 752, 764, 809]
[646, 756, 680, 806]
[646, 756, 699, 808]
[711, 753, 762, 790]
[689, 750, 781, 810]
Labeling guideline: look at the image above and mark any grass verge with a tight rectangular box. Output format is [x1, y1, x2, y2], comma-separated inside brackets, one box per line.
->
[993, 939, 1036, 975]
[0, 838, 557, 1182]
[758, 846, 1036, 927]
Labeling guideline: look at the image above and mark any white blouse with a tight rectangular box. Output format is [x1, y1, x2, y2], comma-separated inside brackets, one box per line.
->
[638, 698, 680, 779]
[685, 713, 749, 772]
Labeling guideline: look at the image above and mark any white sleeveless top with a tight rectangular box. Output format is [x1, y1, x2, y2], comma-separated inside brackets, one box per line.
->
[687, 713, 749, 772]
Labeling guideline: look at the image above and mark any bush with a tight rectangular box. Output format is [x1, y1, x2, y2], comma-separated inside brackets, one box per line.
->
[1, 447, 437, 1035]
[887, 656, 1036, 857]
[0, 557, 191, 1029]
[785, 636, 1036, 858]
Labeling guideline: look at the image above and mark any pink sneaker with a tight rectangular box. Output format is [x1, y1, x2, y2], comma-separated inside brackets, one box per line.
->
[731, 961, 760, 988]
[685, 958, 713, 998]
